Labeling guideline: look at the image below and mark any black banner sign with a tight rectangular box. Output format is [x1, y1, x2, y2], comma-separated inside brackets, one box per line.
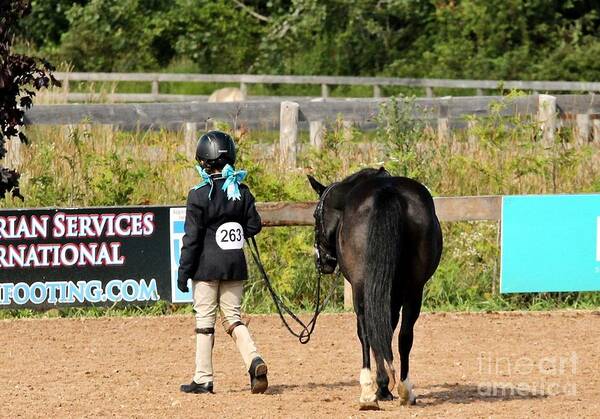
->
[0, 206, 188, 308]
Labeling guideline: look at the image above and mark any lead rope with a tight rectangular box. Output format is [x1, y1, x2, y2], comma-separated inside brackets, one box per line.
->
[248, 236, 340, 344]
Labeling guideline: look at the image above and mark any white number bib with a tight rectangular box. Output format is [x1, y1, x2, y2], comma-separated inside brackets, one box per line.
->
[215, 222, 245, 250]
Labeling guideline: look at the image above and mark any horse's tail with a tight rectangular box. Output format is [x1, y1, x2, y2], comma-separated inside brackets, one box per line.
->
[364, 186, 403, 364]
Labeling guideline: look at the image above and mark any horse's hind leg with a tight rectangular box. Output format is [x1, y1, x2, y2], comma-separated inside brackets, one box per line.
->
[398, 293, 422, 406]
[354, 284, 379, 410]
[374, 353, 394, 401]
[374, 299, 400, 401]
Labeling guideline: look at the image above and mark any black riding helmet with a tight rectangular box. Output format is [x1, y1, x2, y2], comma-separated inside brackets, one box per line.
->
[196, 130, 236, 170]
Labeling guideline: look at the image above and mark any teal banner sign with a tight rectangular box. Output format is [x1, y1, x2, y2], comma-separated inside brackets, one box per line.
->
[501, 194, 600, 293]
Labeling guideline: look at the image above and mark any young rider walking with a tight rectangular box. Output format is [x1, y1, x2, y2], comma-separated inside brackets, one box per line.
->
[178, 130, 268, 395]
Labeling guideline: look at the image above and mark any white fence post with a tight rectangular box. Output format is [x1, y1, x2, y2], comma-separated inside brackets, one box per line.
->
[467, 119, 478, 145]
[344, 282, 353, 310]
[309, 120, 325, 149]
[437, 96, 451, 141]
[184, 122, 198, 158]
[63, 75, 70, 96]
[240, 82, 248, 97]
[4, 136, 23, 169]
[373, 85, 381, 98]
[437, 118, 449, 141]
[151, 79, 159, 97]
[575, 114, 591, 145]
[321, 84, 329, 99]
[537, 94, 557, 145]
[593, 118, 600, 142]
[342, 120, 353, 142]
[279, 101, 299, 167]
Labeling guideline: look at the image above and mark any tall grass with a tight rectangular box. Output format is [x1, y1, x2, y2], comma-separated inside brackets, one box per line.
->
[2, 95, 600, 317]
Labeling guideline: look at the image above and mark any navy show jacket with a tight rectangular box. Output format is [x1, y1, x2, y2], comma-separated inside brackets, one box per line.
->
[177, 176, 262, 282]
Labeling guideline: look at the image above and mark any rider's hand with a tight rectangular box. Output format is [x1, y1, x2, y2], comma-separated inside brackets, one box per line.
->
[177, 277, 189, 293]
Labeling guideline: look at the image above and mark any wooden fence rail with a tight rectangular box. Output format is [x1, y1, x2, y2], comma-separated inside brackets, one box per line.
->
[256, 195, 501, 309]
[24, 95, 600, 129]
[54, 72, 600, 101]
[255, 195, 501, 226]
[20, 94, 600, 167]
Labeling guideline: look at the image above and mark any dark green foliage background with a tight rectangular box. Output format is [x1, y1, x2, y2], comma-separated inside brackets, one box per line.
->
[17, 0, 600, 81]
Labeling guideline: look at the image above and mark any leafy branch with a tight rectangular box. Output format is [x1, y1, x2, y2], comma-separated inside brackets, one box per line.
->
[0, 0, 60, 199]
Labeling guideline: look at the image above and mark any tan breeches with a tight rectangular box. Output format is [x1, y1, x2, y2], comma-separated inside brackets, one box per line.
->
[192, 280, 260, 384]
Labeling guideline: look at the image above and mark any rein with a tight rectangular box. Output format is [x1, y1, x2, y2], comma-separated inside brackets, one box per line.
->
[314, 182, 340, 267]
[248, 184, 341, 344]
[248, 237, 340, 344]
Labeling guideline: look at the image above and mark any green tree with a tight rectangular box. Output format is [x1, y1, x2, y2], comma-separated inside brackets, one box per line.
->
[1, 0, 60, 199]
[388, 0, 600, 80]
[254, 0, 422, 75]
[58, 0, 175, 71]
[168, 0, 266, 73]
[14, 0, 600, 81]
[18, 0, 89, 48]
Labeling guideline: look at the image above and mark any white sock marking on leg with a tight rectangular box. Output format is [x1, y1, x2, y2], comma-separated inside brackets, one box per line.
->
[360, 368, 372, 386]
[399, 374, 416, 404]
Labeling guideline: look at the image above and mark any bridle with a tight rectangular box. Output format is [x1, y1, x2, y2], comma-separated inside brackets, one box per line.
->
[314, 182, 340, 272]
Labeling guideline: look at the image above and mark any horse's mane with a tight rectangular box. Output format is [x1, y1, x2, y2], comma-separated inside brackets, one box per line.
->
[329, 167, 390, 209]
[340, 167, 388, 186]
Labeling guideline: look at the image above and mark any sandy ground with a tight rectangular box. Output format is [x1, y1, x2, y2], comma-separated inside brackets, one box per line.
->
[1, 311, 599, 418]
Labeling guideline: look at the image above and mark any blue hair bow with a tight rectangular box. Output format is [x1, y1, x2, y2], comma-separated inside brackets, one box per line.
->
[221, 164, 247, 201]
[193, 164, 247, 201]
[193, 165, 215, 198]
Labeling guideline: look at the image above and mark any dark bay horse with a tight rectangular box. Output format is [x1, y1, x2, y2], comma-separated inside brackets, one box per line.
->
[308, 167, 443, 409]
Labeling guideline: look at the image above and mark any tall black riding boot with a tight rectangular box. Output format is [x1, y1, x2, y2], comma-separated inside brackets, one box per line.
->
[248, 357, 268, 394]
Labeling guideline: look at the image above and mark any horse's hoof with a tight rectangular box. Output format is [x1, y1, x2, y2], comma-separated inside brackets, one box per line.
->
[359, 400, 380, 411]
[376, 388, 394, 401]
[398, 377, 416, 406]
